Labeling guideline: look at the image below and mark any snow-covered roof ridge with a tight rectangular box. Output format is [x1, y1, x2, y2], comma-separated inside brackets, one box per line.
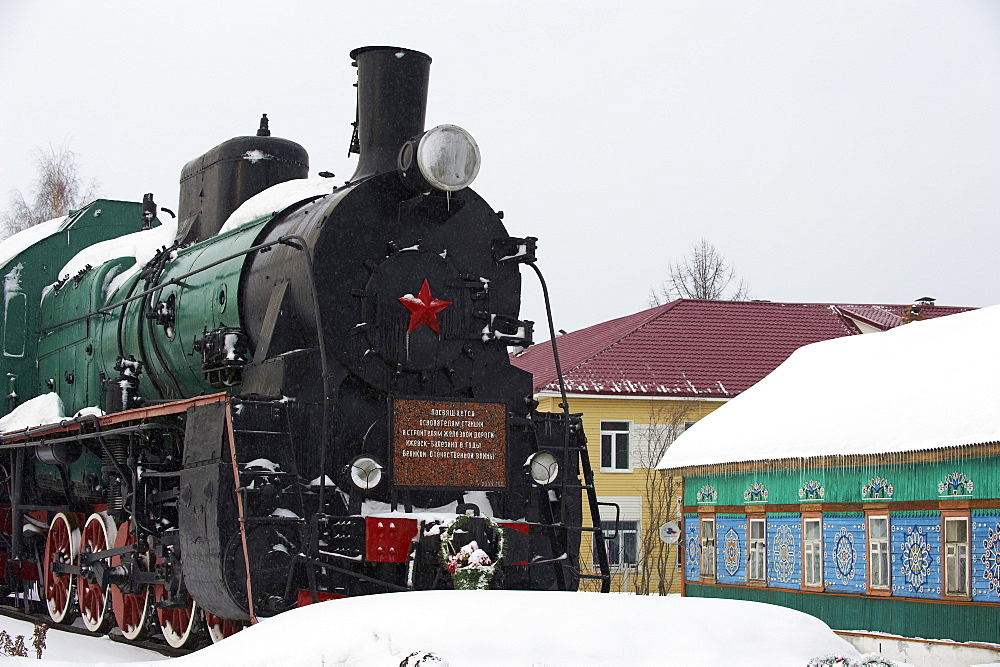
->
[658, 304, 1000, 469]
[513, 298, 974, 397]
[0, 214, 70, 269]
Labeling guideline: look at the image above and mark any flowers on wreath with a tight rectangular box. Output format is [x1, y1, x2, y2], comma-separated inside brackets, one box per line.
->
[446, 542, 493, 575]
[439, 514, 507, 590]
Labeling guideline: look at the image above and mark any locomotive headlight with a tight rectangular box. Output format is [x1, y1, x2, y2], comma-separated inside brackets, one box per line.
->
[413, 124, 481, 192]
[349, 456, 384, 490]
[525, 451, 560, 486]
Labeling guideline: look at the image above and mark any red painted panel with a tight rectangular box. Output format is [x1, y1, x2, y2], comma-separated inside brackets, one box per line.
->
[296, 589, 345, 606]
[499, 521, 530, 535]
[365, 517, 418, 563]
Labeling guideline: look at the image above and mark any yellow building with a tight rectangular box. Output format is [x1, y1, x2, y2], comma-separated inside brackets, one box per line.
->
[512, 298, 970, 593]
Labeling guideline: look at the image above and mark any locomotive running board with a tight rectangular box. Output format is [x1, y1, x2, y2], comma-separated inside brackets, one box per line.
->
[0, 392, 234, 571]
[0, 392, 231, 445]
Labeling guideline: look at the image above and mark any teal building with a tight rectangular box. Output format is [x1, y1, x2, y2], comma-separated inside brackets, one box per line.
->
[658, 305, 1000, 645]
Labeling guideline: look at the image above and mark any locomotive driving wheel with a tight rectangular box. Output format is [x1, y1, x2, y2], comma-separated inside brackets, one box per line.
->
[154, 586, 203, 648]
[43, 512, 80, 624]
[204, 610, 244, 644]
[109, 520, 154, 640]
[77, 513, 116, 633]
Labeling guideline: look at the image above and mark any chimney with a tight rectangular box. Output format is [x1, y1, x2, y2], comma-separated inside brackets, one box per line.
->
[348, 47, 432, 182]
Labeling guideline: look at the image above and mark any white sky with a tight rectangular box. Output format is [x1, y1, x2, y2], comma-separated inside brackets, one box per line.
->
[2, 1, 999, 334]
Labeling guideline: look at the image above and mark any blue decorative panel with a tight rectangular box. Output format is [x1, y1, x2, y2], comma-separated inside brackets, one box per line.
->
[767, 516, 801, 589]
[824, 514, 866, 592]
[973, 513, 1000, 602]
[716, 515, 747, 584]
[684, 514, 700, 582]
[891, 516, 940, 598]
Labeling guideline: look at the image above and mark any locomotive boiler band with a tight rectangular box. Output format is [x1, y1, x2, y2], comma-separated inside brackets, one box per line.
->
[0, 46, 610, 647]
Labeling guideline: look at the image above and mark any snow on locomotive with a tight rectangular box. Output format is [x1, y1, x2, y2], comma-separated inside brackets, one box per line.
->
[0, 46, 608, 647]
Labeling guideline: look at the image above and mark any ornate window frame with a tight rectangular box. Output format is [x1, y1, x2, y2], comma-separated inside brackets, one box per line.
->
[801, 512, 824, 591]
[699, 514, 717, 583]
[941, 509, 971, 600]
[866, 511, 892, 595]
[747, 516, 767, 584]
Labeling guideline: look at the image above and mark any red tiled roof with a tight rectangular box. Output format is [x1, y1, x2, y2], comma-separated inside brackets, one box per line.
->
[836, 305, 902, 330]
[510, 299, 973, 397]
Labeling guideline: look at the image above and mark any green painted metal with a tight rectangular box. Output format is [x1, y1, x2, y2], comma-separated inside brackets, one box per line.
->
[1, 200, 152, 418]
[36, 258, 136, 410]
[115, 216, 270, 401]
[687, 583, 1000, 644]
[36, 210, 272, 414]
[685, 455, 997, 506]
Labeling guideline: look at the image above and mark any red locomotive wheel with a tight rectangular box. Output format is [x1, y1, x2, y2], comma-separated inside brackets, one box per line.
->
[155, 586, 202, 648]
[204, 610, 245, 644]
[110, 520, 154, 641]
[43, 512, 80, 624]
[77, 513, 116, 633]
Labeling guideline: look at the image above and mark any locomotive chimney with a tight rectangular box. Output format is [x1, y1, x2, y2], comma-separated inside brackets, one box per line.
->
[349, 46, 432, 182]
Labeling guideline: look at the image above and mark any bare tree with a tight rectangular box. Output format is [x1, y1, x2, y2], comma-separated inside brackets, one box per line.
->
[1, 145, 99, 240]
[632, 400, 694, 596]
[576, 401, 694, 595]
[649, 238, 750, 305]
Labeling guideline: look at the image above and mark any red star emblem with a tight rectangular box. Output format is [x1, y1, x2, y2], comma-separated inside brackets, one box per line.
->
[398, 279, 452, 334]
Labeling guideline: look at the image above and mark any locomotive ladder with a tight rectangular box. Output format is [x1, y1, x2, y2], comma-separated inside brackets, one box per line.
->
[526, 262, 612, 593]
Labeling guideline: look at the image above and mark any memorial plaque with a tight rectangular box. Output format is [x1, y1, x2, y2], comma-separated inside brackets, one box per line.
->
[392, 399, 507, 488]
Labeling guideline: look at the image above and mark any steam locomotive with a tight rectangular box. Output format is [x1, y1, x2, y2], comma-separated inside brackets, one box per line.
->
[0, 46, 608, 647]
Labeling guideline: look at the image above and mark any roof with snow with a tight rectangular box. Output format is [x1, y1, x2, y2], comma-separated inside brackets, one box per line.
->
[510, 299, 972, 398]
[657, 304, 1000, 470]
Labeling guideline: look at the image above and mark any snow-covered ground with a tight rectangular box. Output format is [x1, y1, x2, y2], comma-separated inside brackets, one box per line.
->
[0, 611, 160, 663]
[0, 591, 866, 666]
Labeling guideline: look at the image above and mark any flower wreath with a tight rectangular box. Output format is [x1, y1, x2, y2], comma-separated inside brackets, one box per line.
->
[439, 514, 507, 590]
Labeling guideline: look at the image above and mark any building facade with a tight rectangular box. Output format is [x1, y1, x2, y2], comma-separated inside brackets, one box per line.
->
[513, 298, 969, 594]
[660, 305, 1000, 644]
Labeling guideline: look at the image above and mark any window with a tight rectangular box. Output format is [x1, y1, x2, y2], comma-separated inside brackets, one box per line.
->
[600, 421, 630, 471]
[598, 520, 638, 569]
[944, 516, 970, 596]
[3, 290, 25, 358]
[748, 518, 766, 582]
[803, 518, 823, 588]
[868, 516, 890, 590]
[700, 517, 716, 578]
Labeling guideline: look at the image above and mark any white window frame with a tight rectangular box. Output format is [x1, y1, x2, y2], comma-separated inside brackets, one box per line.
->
[802, 517, 823, 588]
[599, 520, 639, 570]
[599, 421, 632, 472]
[944, 515, 970, 596]
[748, 518, 766, 582]
[700, 516, 716, 578]
[868, 515, 890, 590]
